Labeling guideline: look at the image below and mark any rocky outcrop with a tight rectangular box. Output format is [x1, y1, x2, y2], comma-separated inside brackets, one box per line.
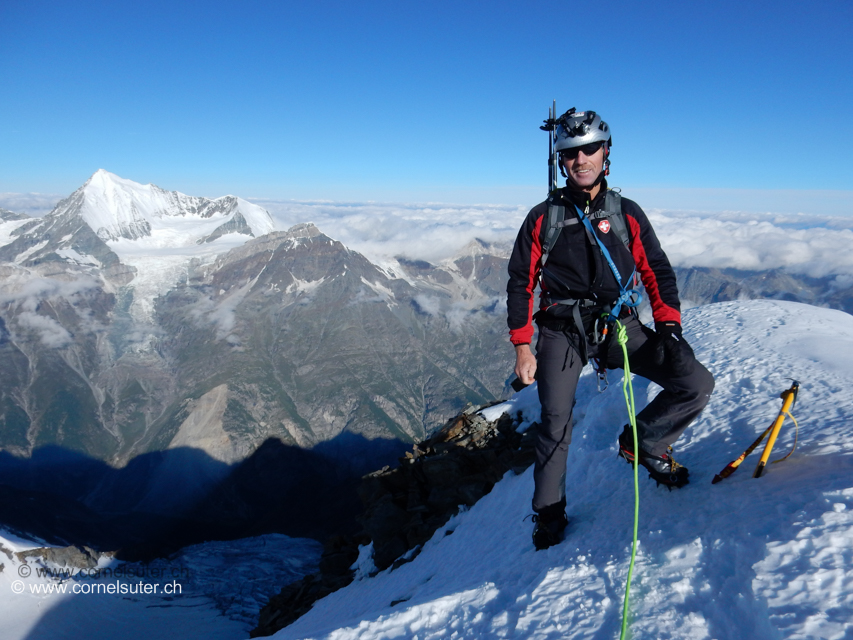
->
[251, 402, 536, 638]
[359, 404, 535, 570]
[167, 384, 239, 464]
[15, 544, 107, 568]
[198, 211, 254, 244]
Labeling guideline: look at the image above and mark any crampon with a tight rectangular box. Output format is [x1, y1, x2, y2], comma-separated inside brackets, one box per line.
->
[618, 430, 689, 490]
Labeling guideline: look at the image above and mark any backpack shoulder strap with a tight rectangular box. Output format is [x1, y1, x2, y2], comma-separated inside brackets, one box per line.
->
[605, 191, 630, 248]
[540, 194, 579, 267]
[588, 190, 630, 248]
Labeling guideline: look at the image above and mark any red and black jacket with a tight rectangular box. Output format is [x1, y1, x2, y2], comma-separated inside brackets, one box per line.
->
[507, 184, 681, 345]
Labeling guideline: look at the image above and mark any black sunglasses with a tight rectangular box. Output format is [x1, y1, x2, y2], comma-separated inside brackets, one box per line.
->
[559, 141, 605, 160]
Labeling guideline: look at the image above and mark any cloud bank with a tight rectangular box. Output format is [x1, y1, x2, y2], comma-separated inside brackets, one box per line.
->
[647, 209, 853, 280]
[252, 198, 853, 281]
[0, 274, 102, 348]
[252, 199, 528, 264]
[3, 189, 852, 281]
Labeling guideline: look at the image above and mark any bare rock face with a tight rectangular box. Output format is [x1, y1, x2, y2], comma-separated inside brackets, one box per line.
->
[251, 402, 536, 638]
[359, 405, 535, 570]
[151, 223, 514, 456]
[15, 545, 104, 569]
[0, 215, 514, 466]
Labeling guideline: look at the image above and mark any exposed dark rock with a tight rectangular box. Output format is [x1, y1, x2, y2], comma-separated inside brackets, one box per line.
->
[15, 544, 106, 569]
[359, 405, 535, 571]
[250, 402, 536, 638]
[198, 209, 254, 244]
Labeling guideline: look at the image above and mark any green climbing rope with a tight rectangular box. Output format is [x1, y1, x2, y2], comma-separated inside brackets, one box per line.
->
[615, 319, 639, 640]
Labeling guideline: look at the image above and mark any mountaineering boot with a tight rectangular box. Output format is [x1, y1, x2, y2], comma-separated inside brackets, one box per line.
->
[530, 498, 568, 550]
[618, 426, 689, 489]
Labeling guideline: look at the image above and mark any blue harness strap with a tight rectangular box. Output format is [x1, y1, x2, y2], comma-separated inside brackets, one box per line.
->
[573, 204, 643, 321]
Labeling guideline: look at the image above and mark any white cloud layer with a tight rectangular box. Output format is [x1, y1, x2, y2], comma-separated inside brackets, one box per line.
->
[0, 275, 101, 310]
[252, 198, 853, 281]
[647, 209, 853, 279]
[252, 199, 528, 264]
[0, 275, 102, 348]
[3, 190, 852, 283]
[15, 311, 73, 347]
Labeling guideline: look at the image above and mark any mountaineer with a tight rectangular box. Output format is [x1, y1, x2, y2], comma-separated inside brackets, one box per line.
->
[507, 108, 715, 550]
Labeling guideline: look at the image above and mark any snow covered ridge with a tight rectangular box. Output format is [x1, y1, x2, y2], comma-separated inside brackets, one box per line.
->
[275, 300, 853, 640]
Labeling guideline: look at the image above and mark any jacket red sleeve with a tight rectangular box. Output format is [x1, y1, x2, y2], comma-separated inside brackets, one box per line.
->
[506, 204, 546, 345]
[623, 199, 681, 325]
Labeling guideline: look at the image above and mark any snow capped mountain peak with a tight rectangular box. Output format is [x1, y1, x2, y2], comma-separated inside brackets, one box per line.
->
[0, 170, 279, 327]
[50, 170, 275, 244]
[453, 237, 513, 259]
[75, 169, 155, 241]
[89, 167, 135, 187]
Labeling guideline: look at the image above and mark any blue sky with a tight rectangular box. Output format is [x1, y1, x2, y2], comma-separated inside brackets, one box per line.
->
[1, 0, 851, 212]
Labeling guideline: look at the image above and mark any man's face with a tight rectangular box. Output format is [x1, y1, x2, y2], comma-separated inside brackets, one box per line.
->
[560, 142, 605, 190]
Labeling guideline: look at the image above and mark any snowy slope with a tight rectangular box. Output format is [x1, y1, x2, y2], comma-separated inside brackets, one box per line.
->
[274, 300, 853, 640]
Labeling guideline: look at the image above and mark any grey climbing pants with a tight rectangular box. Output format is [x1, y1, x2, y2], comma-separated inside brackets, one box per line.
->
[532, 315, 715, 511]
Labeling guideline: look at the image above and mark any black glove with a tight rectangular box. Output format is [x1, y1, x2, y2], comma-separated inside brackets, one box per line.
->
[653, 322, 695, 377]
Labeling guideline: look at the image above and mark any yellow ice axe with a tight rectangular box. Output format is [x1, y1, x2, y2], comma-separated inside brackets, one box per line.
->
[753, 381, 799, 478]
[712, 381, 800, 484]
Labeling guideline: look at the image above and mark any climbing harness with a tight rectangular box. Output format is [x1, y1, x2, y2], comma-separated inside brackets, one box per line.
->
[536, 194, 641, 374]
[712, 380, 800, 484]
[573, 203, 642, 322]
[575, 201, 642, 393]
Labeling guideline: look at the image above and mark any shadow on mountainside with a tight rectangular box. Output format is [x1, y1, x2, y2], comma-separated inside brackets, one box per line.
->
[0, 431, 408, 560]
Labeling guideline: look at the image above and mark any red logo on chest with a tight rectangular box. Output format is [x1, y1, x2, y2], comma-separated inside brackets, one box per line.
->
[598, 220, 611, 234]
